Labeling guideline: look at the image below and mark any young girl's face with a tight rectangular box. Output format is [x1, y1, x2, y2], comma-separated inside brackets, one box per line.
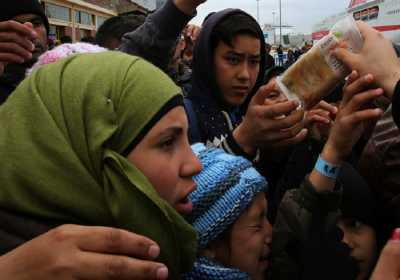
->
[337, 218, 378, 280]
[128, 106, 202, 215]
[208, 193, 272, 280]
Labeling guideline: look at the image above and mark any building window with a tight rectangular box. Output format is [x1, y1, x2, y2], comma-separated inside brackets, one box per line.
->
[45, 3, 69, 22]
[97, 16, 107, 28]
[75, 11, 93, 25]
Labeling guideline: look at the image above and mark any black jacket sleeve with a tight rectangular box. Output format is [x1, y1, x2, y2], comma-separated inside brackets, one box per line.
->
[119, 0, 193, 72]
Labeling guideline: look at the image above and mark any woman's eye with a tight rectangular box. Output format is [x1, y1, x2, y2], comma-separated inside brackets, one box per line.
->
[160, 137, 175, 149]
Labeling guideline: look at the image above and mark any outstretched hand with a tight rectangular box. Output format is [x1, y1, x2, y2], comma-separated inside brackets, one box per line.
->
[234, 80, 307, 155]
[323, 71, 383, 163]
[0, 224, 168, 280]
[333, 21, 400, 99]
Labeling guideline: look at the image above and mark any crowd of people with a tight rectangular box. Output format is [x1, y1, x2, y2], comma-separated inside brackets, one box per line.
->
[0, 0, 400, 279]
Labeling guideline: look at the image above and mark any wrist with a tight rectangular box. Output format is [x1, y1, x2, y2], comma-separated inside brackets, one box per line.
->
[321, 142, 344, 165]
[233, 125, 256, 156]
[173, 0, 198, 15]
[383, 67, 400, 99]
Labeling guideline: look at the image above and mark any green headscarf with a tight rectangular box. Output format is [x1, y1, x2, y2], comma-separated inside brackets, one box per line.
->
[0, 51, 197, 277]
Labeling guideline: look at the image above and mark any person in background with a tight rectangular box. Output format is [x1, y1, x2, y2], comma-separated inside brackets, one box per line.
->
[0, 0, 49, 103]
[0, 0, 208, 103]
[60, 35, 72, 44]
[95, 14, 146, 50]
[80, 36, 96, 44]
[283, 49, 295, 69]
[276, 45, 283, 66]
[265, 43, 275, 70]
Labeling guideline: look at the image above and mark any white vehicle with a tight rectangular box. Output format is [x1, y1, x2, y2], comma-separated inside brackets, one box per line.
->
[312, 0, 400, 43]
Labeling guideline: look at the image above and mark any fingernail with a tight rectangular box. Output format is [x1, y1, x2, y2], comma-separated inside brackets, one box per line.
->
[391, 228, 400, 242]
[148, 244, 160, 259]
[156, 266, 168, 280]
[365, 74, 373, 82]
[375, 88, 383, 94]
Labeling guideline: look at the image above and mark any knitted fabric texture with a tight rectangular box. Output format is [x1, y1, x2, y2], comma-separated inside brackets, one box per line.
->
[188, 143, 268, 250]
[27, 43, 107, 76]
[183, 256, 250, 280]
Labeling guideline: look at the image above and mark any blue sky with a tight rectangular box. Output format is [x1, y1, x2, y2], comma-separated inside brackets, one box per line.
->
[190, 0, 350, 34]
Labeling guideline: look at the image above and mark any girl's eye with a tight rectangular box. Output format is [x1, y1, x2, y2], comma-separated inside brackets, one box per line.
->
[226, 56, 240, 65]
[346, 219, 363, 230]
[250, 224, 262, 230]
[353, 220, 363, 229]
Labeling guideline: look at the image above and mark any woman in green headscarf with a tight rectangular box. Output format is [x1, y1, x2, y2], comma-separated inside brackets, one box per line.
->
[0, 51, 202, 279]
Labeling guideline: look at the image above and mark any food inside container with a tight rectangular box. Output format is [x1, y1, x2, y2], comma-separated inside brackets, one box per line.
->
[276, 16, 364, 109]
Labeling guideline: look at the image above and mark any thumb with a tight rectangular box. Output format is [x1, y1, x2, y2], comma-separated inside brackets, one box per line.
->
[333, 47, 359, 70]
[251, 81, 278, 106]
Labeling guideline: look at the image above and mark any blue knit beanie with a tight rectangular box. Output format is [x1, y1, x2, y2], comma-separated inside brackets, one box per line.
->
[188, 143, 268, 251]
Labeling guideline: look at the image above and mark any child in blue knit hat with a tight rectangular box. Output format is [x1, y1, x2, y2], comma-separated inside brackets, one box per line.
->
[184, 143, 272, 280]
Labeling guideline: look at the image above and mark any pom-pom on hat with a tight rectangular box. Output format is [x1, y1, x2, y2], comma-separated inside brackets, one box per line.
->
[27, 42, 107, 76]
[188, 143, 268, 250]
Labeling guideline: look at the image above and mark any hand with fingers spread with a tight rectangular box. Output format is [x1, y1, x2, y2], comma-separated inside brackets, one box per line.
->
[333, 21, 400, 99]
[0, 224, 169, 280]
[322, 71, 384, 163]
[305, 101, 338, 141]
[0, 20, 38, 76]
[233, 81, 308, 155]
[309, 71, 383, 193]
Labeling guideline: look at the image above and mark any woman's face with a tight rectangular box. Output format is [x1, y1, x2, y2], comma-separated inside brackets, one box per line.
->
[208, 193, 272, 280]
[127, 106, 202, 215]
[337, 218, 378, 280]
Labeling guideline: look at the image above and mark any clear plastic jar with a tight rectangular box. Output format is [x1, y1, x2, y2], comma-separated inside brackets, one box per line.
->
[277, 16, 364, 108]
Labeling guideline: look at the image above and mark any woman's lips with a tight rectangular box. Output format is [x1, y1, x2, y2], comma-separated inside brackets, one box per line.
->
[175, 197, 193, 215]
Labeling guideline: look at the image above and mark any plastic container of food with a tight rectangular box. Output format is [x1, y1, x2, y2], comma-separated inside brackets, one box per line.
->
[276, 15, 364, 108]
